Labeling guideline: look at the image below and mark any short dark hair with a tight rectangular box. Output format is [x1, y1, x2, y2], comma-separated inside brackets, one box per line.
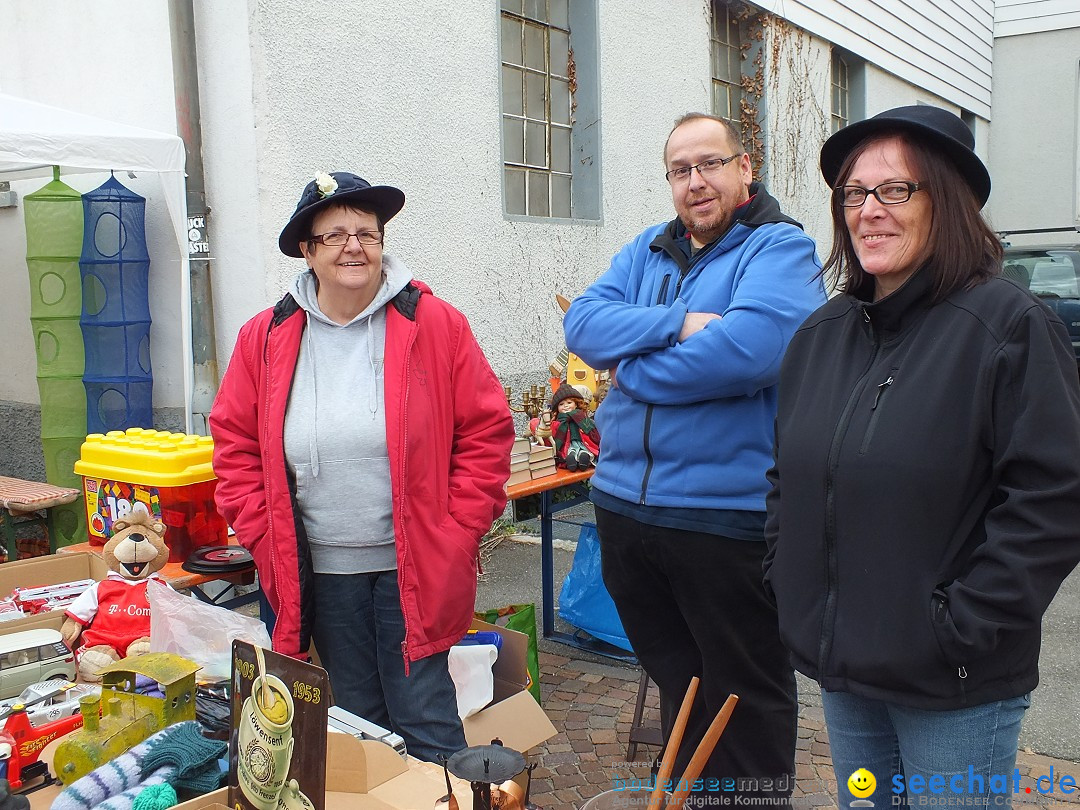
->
[664, 113, 745, 164]
[823, 131, 1001, 304]
[302, 200, 385, 246]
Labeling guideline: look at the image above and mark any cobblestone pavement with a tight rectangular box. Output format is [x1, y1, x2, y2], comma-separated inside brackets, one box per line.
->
[527, 651, 1080, 810]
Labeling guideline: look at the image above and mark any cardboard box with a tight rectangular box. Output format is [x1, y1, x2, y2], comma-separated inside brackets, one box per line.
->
[173, 735, 469, 810]
[462, 618, 555, 751]
[39, 618, 554, 810]
[311, 617, 555, 752]
[0, 553, 108, 632]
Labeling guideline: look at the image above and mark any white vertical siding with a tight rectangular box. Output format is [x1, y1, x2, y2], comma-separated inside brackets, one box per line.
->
[995, 0, 1080, 37]
[755, 0, 994, 117]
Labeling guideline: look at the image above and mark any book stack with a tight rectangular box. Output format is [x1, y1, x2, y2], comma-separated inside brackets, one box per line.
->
[506, 437, 533, 487]
[529, 444, 557, 480]
[505, 438, 563, 488]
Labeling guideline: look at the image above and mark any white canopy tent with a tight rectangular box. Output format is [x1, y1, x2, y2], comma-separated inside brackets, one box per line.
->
[0, 92, 194, 432]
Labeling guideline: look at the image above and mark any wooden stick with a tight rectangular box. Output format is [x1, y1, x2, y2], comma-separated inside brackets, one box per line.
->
[666, 694, 739, 809]
[647, 676, 700, 810]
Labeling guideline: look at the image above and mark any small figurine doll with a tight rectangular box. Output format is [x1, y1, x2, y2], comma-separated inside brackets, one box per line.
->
[549, 383, 601, 471]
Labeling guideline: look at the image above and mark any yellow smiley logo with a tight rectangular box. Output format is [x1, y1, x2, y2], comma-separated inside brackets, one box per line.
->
[848, 768, 876, 798]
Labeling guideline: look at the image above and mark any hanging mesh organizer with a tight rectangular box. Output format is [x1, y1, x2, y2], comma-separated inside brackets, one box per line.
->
[80, 174, 153, 434]
[23, 167, 88, 546]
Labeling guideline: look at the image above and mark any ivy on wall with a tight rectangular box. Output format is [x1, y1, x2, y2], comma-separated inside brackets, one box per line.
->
[702, 0, 829, 188]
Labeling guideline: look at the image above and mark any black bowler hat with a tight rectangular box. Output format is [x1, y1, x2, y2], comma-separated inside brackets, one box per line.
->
[278, 171, 405, 257]
[820, 105, 991, 206]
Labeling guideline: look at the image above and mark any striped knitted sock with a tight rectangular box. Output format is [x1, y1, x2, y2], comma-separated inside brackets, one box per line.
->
[95, 767, 177, 810]
[51, 737, 158, 810]
[51, 723, 226, 810]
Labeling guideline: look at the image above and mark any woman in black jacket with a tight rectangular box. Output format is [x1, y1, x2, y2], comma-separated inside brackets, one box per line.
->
[765, 106, 1080, 809]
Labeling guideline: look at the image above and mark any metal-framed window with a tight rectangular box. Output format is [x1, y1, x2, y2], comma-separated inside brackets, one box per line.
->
[500, 0, 573, 218]
[831, 51, 850, 133]
[710, 2, 743, 129]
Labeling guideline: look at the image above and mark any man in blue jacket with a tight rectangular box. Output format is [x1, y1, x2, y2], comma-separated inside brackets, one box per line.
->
[564, 113, 824, 805]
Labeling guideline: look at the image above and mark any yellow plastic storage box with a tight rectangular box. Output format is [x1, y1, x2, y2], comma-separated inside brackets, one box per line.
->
[75, 429, 227, 563]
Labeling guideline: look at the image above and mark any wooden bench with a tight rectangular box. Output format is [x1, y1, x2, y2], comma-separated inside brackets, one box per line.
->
[0, 476, 81, 560]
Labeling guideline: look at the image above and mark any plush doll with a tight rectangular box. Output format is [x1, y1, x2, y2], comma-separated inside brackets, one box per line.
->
[549, 383, 601, 471]
[60, 511, 171, 682]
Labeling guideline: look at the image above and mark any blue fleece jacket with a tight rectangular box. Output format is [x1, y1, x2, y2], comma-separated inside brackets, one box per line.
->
[564, 183, 825, 511]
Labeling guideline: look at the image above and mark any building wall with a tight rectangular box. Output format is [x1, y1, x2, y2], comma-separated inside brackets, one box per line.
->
[995, 0, 1080, 36]
[0, 0, 990, 480]
[200, 0, 710, 382]
[986, 25, 1079, 245]
[757, 19, 985, 275]
[757, 0, 994, 117]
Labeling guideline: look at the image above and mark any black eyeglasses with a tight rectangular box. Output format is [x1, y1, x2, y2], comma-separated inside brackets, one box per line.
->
[836, 181, 923, 207]
[309, 231, 383, 247]
[665, 154, 742, 183]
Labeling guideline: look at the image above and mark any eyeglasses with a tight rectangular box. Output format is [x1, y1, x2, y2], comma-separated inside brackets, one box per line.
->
[665, 154, 742, 183]
[836, 181, 923, 207]
[309, 231, 383, 247]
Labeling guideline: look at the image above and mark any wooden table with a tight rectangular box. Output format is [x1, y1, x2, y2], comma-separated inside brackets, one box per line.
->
[505, 468, 633, 661]
[59, 540, 259, 610]
[0, 476, 81, 560]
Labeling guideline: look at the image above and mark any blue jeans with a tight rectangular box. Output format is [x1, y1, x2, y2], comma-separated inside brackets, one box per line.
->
[822, 689, 1030, 809]
[310, 570, 466, 762]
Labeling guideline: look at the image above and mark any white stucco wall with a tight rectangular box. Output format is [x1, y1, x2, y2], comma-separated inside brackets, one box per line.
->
[199, 0, 715, 382]
[0, 1, 188, 409]
[0, 0, 999, 419]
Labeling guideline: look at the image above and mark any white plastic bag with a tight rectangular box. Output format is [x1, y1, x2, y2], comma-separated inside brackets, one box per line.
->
[447, 643, 499, 720]
[148, 579, 271, 679]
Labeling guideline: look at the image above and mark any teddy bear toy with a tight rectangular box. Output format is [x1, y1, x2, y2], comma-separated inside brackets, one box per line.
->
[60, 510, 171, 682]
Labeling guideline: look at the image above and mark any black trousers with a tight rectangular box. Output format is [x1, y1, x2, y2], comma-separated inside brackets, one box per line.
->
[595, 506, 797, 805]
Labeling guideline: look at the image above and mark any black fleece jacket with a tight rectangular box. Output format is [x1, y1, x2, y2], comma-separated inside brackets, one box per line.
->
[764, 268, 1080, 709]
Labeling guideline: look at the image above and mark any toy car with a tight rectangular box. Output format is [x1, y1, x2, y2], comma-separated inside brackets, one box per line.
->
[0, 681, 99, 728]
[0, 682, 89, 792]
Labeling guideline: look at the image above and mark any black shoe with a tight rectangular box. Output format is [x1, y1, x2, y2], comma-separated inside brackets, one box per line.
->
[565, 456, 579, 471]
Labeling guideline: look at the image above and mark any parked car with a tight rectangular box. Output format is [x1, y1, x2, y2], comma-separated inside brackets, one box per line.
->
[0, 680, 99, 728]
[1001, 245, 1080, 371]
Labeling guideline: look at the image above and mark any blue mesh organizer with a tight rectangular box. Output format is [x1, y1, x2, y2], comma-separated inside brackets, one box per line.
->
[80, 175, 153, 433]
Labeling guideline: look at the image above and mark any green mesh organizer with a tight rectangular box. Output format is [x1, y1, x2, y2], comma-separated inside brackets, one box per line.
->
[23, 167, 88, 546]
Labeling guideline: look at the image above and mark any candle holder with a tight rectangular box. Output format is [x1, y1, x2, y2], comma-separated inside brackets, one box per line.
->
[504, 384, 548, 421]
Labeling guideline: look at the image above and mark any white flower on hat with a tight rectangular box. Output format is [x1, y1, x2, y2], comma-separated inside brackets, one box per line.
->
[315, 172, 337, 198]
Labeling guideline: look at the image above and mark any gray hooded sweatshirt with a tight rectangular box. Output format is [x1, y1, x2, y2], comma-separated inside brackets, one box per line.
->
[283, 255, 413, 574]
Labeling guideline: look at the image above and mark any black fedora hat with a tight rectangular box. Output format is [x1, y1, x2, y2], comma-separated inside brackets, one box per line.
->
[278, 171, 405, 257]
[820, 105, 990, 206]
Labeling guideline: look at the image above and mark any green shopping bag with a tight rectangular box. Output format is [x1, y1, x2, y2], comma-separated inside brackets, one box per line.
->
[476, 603, 542, 705]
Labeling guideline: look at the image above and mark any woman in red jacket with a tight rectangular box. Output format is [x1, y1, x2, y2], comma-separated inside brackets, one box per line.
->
[210, 172, 514, 761]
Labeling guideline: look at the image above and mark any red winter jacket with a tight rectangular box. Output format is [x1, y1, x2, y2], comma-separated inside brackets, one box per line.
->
[210, 281, 514, 664]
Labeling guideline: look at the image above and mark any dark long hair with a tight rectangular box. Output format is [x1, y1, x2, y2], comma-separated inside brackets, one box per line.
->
[822, 131, 1002, 303]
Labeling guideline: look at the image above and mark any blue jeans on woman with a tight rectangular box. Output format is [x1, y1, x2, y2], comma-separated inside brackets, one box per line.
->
[822, 689, 1030, 809]
[310, 570, 466, 762]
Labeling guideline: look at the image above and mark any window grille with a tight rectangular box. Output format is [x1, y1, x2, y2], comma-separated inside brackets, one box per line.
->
[710, 2, 743, 129]
[500, 0, 573, 217]
[831, 51, 850, 133]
